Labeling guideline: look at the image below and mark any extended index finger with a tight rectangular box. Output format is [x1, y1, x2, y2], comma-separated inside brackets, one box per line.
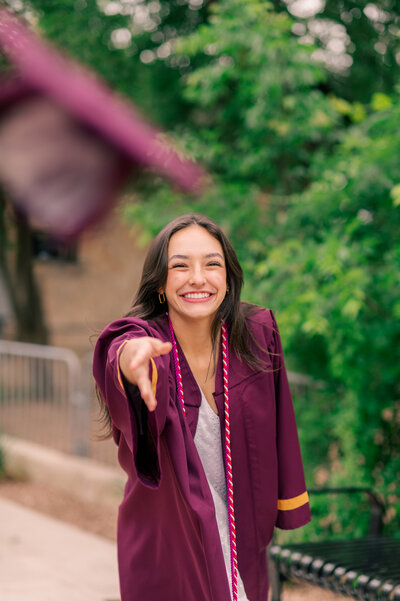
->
[149, 339, 172, 357]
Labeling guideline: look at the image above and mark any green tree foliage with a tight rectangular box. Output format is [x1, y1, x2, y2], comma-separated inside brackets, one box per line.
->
[176, 0, 342, 192]
[322, 0, 400, 101]
[271, 0, 400, 103]
[255, 98, 400, 537]
[125, 0, 343, 235]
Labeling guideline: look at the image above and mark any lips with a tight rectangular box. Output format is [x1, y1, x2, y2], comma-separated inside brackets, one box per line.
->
[181, 292, 214, 299]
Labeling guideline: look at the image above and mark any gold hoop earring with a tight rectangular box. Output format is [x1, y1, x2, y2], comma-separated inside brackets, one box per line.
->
[158, 292, 166, 304]
[226, 285, 230, 294]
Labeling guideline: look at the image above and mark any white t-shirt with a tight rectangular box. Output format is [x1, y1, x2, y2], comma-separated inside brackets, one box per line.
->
[194, 389, 249, 601]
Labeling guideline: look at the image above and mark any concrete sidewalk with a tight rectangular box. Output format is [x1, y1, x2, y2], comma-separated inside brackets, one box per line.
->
[0, 497, 120, 601]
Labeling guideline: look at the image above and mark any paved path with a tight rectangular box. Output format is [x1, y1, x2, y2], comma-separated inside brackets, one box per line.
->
[0, 497, 120, 601]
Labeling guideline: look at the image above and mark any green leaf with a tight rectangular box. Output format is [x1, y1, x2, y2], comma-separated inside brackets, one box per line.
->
[371, 93, 393, 112]
[390, 184, 400, 207]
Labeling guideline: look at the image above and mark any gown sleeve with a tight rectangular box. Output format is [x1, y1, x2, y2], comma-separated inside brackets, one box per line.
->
[93, 318, 172, 489]
[269, 310, 311, 530]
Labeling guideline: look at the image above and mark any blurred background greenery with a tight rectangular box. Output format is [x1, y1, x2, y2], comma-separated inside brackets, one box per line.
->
[2, 0, 399, 540]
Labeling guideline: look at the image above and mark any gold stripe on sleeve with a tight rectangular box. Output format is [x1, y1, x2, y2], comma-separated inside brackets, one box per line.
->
[150, 357, 158, 398]
[116, 340, 129, 392]
[277, 491, 309, 511]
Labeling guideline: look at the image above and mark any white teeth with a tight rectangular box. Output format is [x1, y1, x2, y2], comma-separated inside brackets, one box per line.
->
[183, 292, 212, 299]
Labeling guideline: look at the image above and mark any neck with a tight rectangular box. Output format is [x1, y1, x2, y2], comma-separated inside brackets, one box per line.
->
[168, 313, 217, 359]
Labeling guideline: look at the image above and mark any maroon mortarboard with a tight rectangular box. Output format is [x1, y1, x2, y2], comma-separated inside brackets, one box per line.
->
[0, 10, 205, 240]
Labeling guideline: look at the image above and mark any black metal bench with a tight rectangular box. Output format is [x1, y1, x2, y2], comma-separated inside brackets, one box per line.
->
[268, 488, 400, 600]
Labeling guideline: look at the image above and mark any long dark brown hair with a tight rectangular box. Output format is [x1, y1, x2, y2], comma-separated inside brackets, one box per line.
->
[97, 213, 271, 438]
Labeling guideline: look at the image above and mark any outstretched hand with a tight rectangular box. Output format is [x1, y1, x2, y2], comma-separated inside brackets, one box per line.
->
[119, 337, 172, 412]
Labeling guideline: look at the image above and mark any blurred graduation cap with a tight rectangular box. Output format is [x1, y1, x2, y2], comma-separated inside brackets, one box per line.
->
[0, 9, 205, 240]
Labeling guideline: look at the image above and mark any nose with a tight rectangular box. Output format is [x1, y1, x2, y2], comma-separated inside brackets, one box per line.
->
[188, 265, 206, 286]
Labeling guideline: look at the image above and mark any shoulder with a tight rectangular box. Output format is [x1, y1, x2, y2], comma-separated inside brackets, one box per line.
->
[241, 303, 278, 347]
[244, 303, 274, 327]
[96, 313, 170, 348]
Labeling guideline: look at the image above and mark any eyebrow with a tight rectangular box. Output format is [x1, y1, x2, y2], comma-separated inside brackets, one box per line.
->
[168, 252, 224, 262]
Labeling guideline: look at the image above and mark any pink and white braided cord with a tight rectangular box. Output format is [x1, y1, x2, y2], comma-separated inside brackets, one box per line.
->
[168, 314, 238, 600]
[221, 322, 238, 601]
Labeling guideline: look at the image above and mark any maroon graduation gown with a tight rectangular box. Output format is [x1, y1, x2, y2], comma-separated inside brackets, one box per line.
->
[93, 307, 311, 601]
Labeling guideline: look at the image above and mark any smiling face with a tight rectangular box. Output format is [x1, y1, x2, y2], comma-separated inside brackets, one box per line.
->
[162, 224, 227, 326]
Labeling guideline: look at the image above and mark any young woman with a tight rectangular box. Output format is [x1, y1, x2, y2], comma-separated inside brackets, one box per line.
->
[93, 214, 310, 601]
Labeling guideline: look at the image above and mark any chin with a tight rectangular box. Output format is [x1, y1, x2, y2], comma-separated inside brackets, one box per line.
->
[186, 306, 221, 320]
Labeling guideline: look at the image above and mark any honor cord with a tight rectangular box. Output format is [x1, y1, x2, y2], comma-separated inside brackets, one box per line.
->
[167, 314, 238, 601]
